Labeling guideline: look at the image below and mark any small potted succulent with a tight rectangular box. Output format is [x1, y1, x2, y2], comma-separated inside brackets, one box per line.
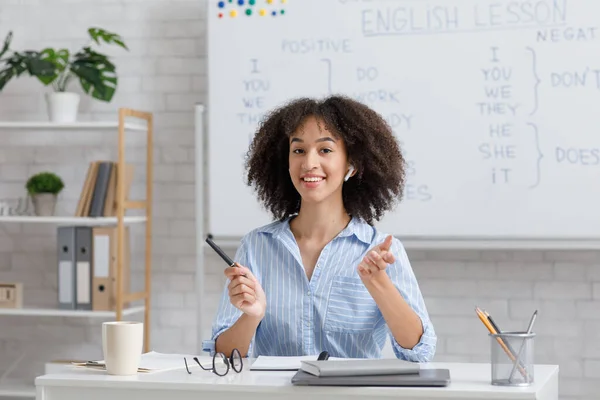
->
[25, 172, 64, 216]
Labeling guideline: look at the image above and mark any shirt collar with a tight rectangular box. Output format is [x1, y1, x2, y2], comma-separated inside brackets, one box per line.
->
[256, 215, 373, 245]
[336, 216, 373, 244]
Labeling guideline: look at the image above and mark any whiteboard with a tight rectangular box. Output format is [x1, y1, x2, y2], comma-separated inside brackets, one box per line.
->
[206, 0, 600, 240]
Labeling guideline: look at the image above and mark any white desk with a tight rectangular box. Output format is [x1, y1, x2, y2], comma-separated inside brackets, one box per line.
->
[35, 362, 559, 400]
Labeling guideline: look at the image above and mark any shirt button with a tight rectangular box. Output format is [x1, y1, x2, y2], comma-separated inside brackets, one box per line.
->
[306, 291, 311, 296]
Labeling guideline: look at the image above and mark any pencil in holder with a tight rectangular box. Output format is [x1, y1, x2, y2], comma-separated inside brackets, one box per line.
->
[489, 331, 535, 386]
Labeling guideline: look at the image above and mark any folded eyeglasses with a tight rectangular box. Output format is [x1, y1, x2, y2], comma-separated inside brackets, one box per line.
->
[184, 348, 243, 376]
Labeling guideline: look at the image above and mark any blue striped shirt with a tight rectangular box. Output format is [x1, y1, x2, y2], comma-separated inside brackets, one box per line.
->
[202, 216, 437, 362]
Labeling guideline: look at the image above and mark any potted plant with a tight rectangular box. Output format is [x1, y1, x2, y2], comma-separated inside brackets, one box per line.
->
[0, 27, 128, 122]
[25, 172, 64, 216]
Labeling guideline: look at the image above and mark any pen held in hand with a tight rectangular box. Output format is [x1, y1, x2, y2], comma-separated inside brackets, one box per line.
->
[205, 237, 246, 277]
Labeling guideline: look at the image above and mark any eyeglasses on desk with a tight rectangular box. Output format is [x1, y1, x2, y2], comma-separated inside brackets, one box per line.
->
[184, 348, 243, 376]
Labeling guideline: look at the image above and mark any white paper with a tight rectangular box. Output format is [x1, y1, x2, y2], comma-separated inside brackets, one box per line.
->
[81, 351, 215, 373]
[137, 351, 214, 372]
[250, 355, 319, 370]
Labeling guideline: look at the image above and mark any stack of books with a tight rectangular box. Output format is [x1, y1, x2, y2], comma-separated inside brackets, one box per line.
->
[75, 160, 134, 217]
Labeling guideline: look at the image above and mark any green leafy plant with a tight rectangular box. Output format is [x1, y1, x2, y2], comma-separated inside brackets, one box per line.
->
[0, 27, 128, 102]
[26, 172, 65, 195]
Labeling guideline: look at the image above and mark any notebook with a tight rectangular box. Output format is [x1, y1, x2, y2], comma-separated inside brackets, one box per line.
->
[250, 355, 322, 371]
[291, 368, 451, 387]
[250, 355, 354, 371]
[300, 358, 420, 377]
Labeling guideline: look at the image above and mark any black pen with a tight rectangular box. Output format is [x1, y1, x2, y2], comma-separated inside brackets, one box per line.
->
[206, 237, 235, 266]
[205, 237, 246, 276]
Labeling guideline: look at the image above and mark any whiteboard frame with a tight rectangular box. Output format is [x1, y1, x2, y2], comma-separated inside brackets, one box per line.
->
[202, 0, 600, 247]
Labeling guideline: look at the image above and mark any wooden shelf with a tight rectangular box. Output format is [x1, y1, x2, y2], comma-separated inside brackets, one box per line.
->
[0, 383, 35, 397]
[0, 121, 146, 131]
[0, 216, 146, 225]
[0, 305, 145, 317]
[0, 108, 154, 354]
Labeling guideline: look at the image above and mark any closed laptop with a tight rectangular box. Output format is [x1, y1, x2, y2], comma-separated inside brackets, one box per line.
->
[291, 368, 451, 387]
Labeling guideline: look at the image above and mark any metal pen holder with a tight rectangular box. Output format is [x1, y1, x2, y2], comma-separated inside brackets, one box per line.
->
[489, 331, 535, 386]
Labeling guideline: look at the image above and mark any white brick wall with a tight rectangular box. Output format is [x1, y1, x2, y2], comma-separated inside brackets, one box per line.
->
[0, 0, 205, 386]
[0, 2, 599, 400]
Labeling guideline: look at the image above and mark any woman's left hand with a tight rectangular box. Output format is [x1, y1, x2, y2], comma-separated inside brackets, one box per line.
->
[357, 235, 395, 282]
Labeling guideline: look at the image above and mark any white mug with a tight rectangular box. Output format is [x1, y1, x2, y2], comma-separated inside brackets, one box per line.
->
[102, 321, 144, 375]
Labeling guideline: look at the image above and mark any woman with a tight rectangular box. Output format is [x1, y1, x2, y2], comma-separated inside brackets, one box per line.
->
[203, 95, 436, 362]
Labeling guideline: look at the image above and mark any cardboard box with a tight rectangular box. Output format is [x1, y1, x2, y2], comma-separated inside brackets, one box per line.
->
[0, 282, 23, 308]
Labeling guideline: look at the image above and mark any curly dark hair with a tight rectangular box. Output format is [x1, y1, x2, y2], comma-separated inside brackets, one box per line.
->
[245, 95, 406, 225]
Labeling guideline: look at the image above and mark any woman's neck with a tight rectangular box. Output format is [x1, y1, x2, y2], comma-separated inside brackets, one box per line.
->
[290, 201, 351, 244]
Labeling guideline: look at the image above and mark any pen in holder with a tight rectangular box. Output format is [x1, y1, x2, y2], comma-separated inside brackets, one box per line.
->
[489, 331, 535, 387]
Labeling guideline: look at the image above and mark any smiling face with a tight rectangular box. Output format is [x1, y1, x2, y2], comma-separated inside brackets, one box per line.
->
[288, 116, 351, 206]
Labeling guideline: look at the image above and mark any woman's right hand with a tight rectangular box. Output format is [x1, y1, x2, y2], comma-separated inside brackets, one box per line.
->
[225, 263, 266, 319]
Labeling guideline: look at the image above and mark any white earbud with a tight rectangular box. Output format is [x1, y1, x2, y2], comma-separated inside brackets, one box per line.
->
[344, 165, 355, 182]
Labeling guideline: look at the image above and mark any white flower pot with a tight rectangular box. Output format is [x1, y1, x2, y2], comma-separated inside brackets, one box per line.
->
[45, 92, 80, 123]
[31, 193, 57, 216]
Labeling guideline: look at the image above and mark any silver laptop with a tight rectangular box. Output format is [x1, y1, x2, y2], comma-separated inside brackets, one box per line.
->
[291, 368, 451, 387]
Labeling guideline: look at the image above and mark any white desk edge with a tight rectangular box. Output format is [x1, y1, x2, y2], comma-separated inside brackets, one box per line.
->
[34, 362, 559, 400]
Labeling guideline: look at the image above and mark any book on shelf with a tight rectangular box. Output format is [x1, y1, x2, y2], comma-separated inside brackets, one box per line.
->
[75, 161, 134, 217]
